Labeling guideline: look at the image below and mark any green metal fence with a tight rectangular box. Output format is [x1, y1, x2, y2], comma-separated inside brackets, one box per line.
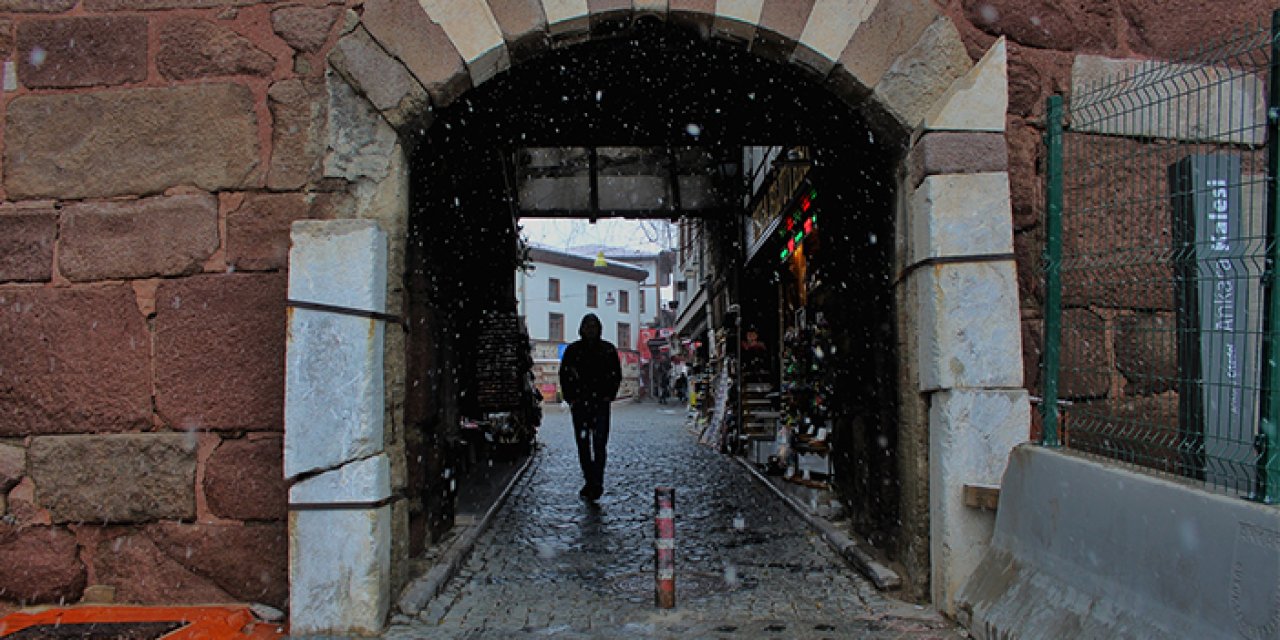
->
[1041, 11, 1280, 503]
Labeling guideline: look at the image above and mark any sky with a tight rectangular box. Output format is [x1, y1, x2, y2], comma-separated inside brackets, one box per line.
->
[519, 218, 675, 255]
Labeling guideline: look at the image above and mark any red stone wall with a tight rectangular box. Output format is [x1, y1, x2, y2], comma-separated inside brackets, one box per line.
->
[942, 0, 1280, 405]
[0, 0, 1276, 612]
[0, 0, 347, 610]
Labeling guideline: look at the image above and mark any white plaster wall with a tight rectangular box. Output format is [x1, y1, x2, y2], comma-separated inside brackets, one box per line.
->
[517, 260, 644, 349]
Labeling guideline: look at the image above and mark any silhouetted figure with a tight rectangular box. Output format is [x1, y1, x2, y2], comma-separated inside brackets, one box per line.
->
[559, 314, 622, 500]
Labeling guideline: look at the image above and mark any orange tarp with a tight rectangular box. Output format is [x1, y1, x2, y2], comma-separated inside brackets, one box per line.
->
[0, 605, 285, 639]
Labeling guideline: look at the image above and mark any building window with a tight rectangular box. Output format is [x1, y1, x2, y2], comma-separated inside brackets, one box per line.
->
[617, 322, 631, 349]
[548, 278, 560, 302]
[619, 290, 629, 313]
[639, 290, 646, 314]
[549, 313, 564, 342]
[587, 284, 598, 308]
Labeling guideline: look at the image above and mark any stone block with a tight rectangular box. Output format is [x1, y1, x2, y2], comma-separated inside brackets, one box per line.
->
[155, 274, 288, 432]
[328, 26, 430, 130]
[419, 0, 510, 85]
[833, 0, 938, 93]
[1059, 308, 1110, 399]
[906, 131, 1008, 188]
[915, 261, 1023, 391]
[909, 172, 1012, 265]
[92, 529, 232, 605]
[0, 210, 56, 282]
[289, 506, 391, 635]
[158, 17, 275, 81]
[1, 1, 78, 11]
[542, 0, 591, 39]
[17, 16, 147, 89]
[1122, 0, 1278, 58]
[790, 0, 874, 77]
[1071, 55, 1265, 145]
[924, 37, 1006, 132]
[487, 0, 549, 61]
[0, 525, 85, 604]
[960, 0, 1117, 52]
[204, 436, 287, 521]
[83, 0, 276, 8]
[29, 434, 197, 524]
[0, 443, 22, 493]
[1115, 312, 1177, 395]
[289, 454, 391, 506]
[872, 17, 972, 130]
[148, 521, 288, 607]
[227, 192, 329, 271]
[324, 70, 400, 182]
[0, 286, 151, 436]
[271, 4, 342, 53]
[1006, 120, 1041, 229]
[710, 2, 760, 43]
[363, 0, 472, 107]
[59, 194, 219, 282]
[5, 84, 259, 200]
[1006, 43, 1073, 120]
[284, 221, 387, 479]
[267, 78, 328, 190]
[930, 388, 1028, 614]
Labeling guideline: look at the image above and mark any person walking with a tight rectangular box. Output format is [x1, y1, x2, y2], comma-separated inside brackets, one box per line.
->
[559, 314, 622, 500]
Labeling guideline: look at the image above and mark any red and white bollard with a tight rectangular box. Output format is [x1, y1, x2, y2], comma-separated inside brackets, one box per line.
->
[654, 486, 676, 609]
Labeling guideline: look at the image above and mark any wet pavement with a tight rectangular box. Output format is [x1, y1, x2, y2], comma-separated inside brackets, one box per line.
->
[384, 402, 960, 639]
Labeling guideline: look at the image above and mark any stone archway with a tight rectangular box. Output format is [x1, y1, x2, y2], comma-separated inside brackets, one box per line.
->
[281, 1, 1025, 634]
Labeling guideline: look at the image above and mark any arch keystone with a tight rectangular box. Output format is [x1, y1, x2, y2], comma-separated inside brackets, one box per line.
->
[924, 38, 1007, 132]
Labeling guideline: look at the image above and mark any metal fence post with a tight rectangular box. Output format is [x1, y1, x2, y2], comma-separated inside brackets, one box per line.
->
[1041, 94, 1065, 448]
[1254, 9, 1280, 503]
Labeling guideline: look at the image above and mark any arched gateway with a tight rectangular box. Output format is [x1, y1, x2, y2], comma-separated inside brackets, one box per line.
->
[282, 1, 1024, 634]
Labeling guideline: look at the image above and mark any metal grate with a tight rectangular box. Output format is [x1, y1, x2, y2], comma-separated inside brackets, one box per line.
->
[1041, 11, 1280, 502]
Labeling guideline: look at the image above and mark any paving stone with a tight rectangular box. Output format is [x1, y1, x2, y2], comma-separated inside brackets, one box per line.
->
[385, 403, 955, 638]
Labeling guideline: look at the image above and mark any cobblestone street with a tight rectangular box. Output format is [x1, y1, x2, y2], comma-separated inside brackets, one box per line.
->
[384, 402, 958, 639]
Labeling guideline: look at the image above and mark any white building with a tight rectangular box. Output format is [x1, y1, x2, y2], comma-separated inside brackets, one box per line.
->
[568, 244, 676, 329]
[517, 246, 648, 400]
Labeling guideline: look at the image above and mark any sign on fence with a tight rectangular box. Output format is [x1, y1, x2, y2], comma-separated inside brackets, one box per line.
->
[1170, 153, 1261, 484]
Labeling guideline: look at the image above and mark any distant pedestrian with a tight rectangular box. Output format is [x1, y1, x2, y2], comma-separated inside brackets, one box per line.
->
[559, 314, 622, 501]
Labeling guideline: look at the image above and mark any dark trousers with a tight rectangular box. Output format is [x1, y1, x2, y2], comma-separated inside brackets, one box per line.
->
[571, 401, 611, 491]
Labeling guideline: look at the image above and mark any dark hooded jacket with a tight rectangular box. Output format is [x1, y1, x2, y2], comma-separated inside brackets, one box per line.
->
[560, 315, 622, 405]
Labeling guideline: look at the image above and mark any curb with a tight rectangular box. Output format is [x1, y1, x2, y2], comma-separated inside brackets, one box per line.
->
[396, 449, 539, 616]
[733, 456, 902, 591]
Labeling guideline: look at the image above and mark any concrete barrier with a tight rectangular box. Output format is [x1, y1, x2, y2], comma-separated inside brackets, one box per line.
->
[957, 445, 1280, 640]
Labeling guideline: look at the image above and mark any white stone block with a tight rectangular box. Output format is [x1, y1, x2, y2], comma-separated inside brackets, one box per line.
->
[873, 17, 972, 130]
[418, 0, 510, 85]
[930, 389, 1028, 614]
[924, 37, 1007, 132]
[915, 261, 1023, 391]
[285, 220, 388, 479]
[909, 173, 1012, 265]
[542, 0, 589, 35]
[289, 454, 391, 506]
[324, 70, 398, 183]
[1071, 54, 1265, 145]
[797, 0, 876, 64]
[289, 505, 392, 635]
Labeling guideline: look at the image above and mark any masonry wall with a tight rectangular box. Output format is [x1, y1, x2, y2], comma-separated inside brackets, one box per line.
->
[0, 0, 1275, 613]
[0, 0, 351, 609]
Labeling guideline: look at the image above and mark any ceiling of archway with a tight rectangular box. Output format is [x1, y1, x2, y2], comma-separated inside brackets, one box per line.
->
[420, 21, 878, 151]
